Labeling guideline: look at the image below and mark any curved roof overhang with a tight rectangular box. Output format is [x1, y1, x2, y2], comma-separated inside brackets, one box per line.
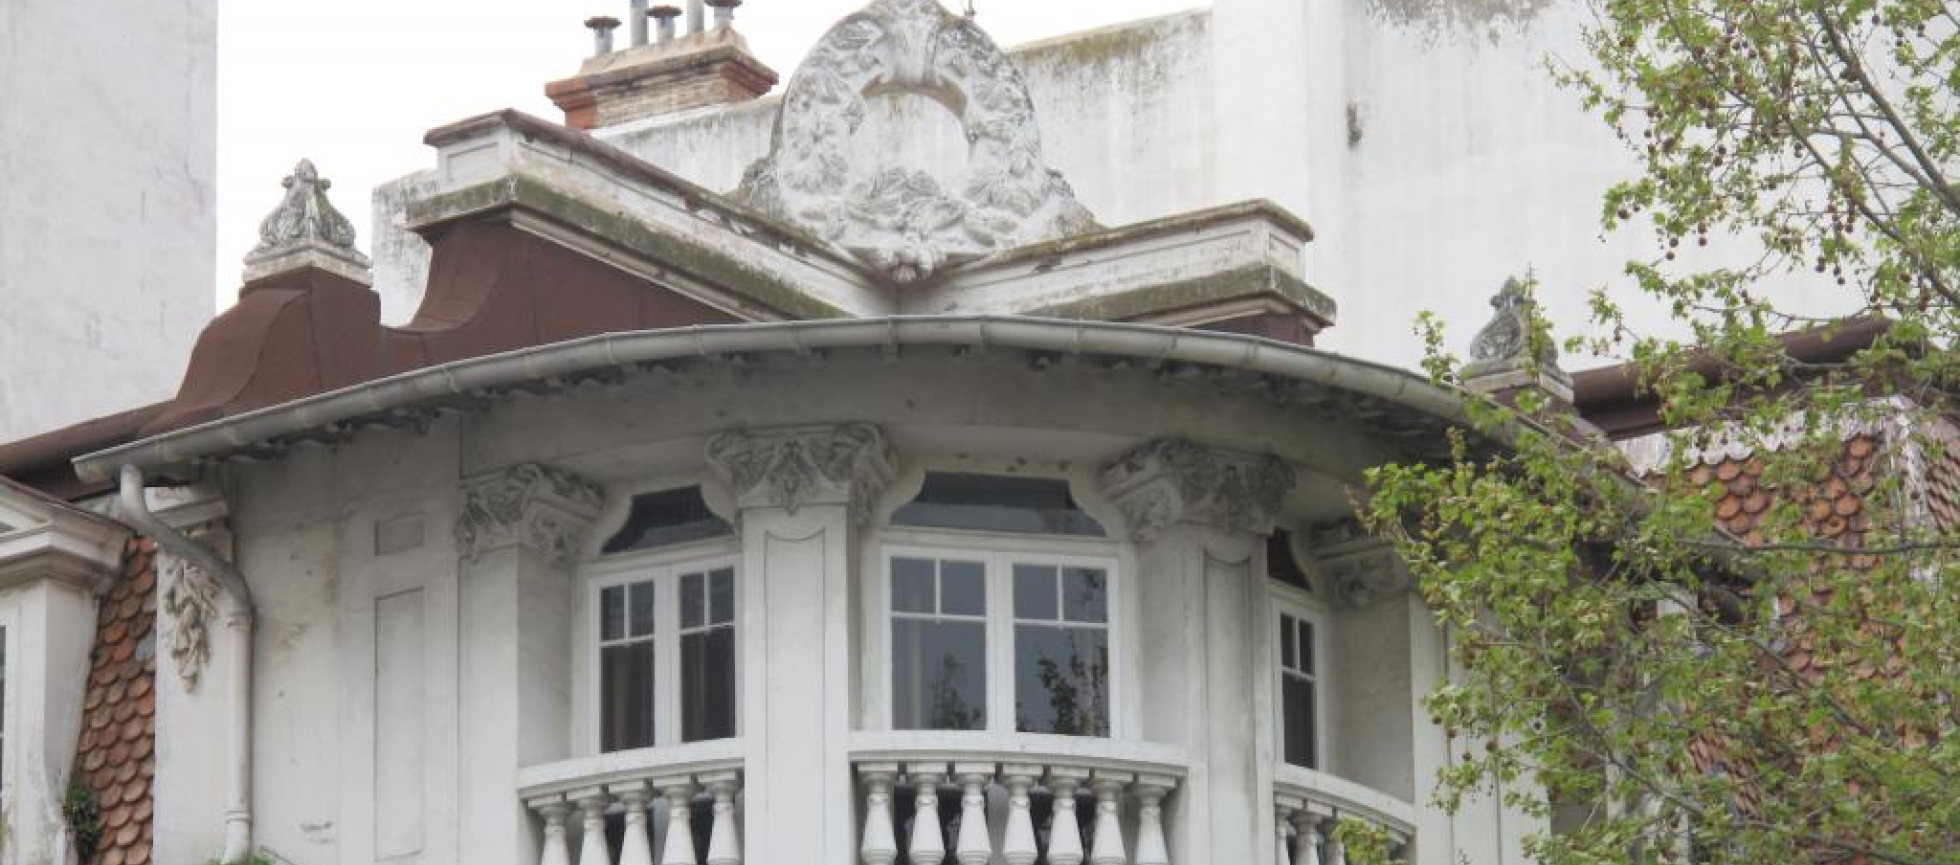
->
[72, 316, 1481, 484]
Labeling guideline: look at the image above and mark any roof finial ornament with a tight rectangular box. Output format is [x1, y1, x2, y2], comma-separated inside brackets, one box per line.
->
[242, 159, 373, 287]
[1462, 274, 1573, 404]
[733, 0, 1097, 284]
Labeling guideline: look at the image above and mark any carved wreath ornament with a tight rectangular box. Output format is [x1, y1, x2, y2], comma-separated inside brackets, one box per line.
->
[160, 553, 220, 690]
[734, 0, 1098, 283]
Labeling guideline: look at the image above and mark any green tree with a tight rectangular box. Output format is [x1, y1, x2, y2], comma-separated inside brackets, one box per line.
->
[1365, 0, 1960, 863]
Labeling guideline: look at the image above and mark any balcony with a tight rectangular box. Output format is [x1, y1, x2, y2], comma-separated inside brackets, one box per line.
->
[519, 740, 747, 865]
[849, 732, 1187, 865]
[514, 736, 1418, 865]
[1273, 765, 1417, 865]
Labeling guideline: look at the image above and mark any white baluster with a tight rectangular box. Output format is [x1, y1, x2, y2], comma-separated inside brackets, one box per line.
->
[1297, 809, 1327, 865]
[613, 783, 656, 865]
[534, 798, 573, 865]
[1321, 817, 1346, 865]
[953, 764, 996, 865]
[702, 771, 742, 865]
[1088, 773, 1130, 865]
[907, 765, 948, 865]
[1045, 768, 1088, 865]
[1001, 765, 1041, 865]
[576, 790, 614, 865]
[1133, 776, 1172, 865]
[860, 765, 900, 865]
[1273, 798, 1301, 865]
[658, 779, 698, 865]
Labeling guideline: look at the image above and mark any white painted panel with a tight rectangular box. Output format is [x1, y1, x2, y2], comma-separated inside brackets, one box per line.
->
[375, 589, 427, 861]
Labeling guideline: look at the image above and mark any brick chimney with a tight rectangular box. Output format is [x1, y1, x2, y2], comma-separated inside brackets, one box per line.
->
[547, 0, 779, 130]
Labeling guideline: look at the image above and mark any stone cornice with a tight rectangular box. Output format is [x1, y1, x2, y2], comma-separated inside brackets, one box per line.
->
[704, 423, 895, 523]
[1098, 439, 1294, 541]
[456, 464, 607, 565]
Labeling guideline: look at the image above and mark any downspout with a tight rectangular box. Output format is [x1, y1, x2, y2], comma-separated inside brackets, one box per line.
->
[118, 464, 255, 864]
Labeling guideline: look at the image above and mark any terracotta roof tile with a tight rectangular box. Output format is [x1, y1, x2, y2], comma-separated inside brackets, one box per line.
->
[73, 538, 157, 865]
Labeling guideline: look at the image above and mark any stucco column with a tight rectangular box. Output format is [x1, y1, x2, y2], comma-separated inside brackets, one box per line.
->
[706, 423, 894, 865]
[1101, 439, 1295, 865]
[453, 464, 605, 865]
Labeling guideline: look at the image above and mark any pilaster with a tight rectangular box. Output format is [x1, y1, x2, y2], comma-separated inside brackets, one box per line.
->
[706, 423, 893, 865]
[454, 464, 604, 865]
[1099, 439, 1295, 865]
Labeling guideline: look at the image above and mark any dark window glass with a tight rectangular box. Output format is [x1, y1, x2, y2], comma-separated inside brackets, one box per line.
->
[891, 618, 987, 730]
[940, 561, 986, 616]
[1283, 674, 1317, 768]
[681, 626, 736, 742]
[1014, 565, 1059, 620]
[1269, 530, 1312, 592]
[1062, 568, 1107, 623]
[602, 487, 734, 554]
[892, 473, 1106, 537]
[629, 582, 655, 637]
[601, 585, 626, 641]
[892, 557, 936, 614]
[681, 572, 704, 629]
[1280, 614, 1297, 669]
[1014, 624, 1110, 736]
[709, 568, 735, 625]
[600, 641, 655, 751]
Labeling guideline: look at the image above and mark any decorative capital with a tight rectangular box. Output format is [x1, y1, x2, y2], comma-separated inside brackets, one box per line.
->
[1462, 276, 1572, 402]
[456, 464, 606, 565]
[1307, 519, 1413, 609]
[1098, 439, 1294, 541]
[243, 159, 373, 286]
[733, 0, 1096, 283]
[704, 423, 895, 523]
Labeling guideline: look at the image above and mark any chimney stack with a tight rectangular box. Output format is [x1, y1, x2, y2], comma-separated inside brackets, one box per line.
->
[652, 5, 681, 44]
[585, 16, 620, 57]
[546, 0, 778, 130]
[706, 0, 738, 30]
[629, 0, 649, 47]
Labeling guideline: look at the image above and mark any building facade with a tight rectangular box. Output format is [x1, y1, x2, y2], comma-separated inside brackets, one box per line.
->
[0, 2, 1901, 865]
[0, 0, 217, 443]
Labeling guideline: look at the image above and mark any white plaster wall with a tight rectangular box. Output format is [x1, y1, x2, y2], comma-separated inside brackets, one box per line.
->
[0, 579, 97, 865]
[0, 0, 215, 441]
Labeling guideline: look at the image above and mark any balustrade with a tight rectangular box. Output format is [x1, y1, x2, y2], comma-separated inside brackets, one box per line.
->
[1272, 768, 1415, 865]
[853, 745, 1184, 865]
[520, 749, 744, 865]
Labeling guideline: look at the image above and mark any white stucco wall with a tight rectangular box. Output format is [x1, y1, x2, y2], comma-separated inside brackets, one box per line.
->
[0, 0, 215, 441]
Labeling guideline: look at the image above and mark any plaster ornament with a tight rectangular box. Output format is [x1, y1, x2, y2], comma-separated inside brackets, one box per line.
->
[704, 423, 895, 523]
[242, 158, 373, 283]
[1463, 277, 1564, 377]
[1099, 439, 1295, 541]
[733, 0, 1098, 283]
[456, 464, 607, 565]
[1308, 519, 1414, 609]
[159, 552, 219, 690]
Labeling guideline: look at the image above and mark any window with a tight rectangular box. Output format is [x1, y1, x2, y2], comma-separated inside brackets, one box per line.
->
[892, 473, 1105, 537]
[1277, 608, 1321, 769]
[887, 549, 1114, 737]
[603, 487, 733, 554]
[593, 561, 737, 752]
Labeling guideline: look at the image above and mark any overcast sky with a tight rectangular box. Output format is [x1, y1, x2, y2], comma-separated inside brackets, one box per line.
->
[214, 0, 1205, 307]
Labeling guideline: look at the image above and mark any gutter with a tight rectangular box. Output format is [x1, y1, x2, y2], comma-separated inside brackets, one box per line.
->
[73, 316, 1471, 481]
[117, 465, 255, 864]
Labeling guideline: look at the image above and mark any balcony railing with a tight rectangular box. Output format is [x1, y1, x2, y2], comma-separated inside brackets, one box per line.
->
[1272, 765, 1417, 865]
[849, 732, 1190, 865]
[519, 740, 747, 865]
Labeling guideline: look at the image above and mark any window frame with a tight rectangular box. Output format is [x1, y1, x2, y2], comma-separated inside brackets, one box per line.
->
[877, 529, 1124, 739]
[582, 538, 742, 754]
[1271, 587, 1329, 771]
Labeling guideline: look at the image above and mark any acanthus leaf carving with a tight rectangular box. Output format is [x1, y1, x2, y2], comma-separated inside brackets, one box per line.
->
[704, 423, 895, 523]
[1307, 519, 1414, 609]
[733, 0, 1097, 283]
[243, 159, 372, 279]
[456, 464, 606, 565]
[1098, 439, 1295, 541]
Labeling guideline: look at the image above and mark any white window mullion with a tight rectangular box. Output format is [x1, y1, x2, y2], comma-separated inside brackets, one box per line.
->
[988, 552, 1014, 734]
[656, 576, 680, 747]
